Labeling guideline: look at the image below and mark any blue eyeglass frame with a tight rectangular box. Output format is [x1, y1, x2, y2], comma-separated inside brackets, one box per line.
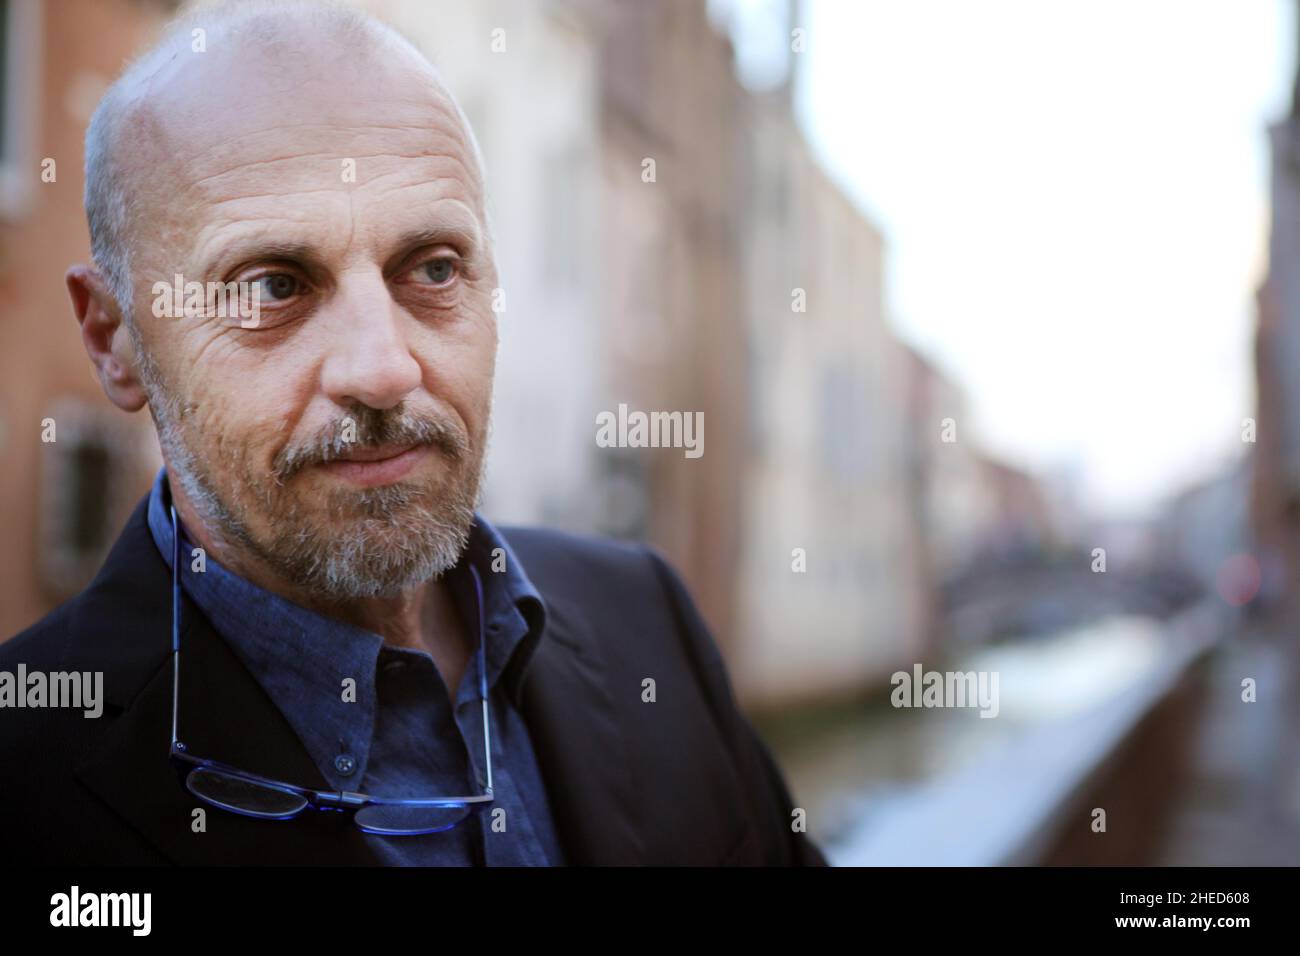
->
[167, 503, 495, 835]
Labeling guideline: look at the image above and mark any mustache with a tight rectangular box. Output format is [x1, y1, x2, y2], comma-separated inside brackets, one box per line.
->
[271, 405, 470, 482]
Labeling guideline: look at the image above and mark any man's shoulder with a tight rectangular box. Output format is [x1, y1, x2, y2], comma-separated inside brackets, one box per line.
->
[494, 523, 680, 603]
[3, 493, 158, 648]
[0, 597, 81, 672]
[492, 523, 715, 693]
[493, 522, 728, 712]
[496, 522, 655, 568]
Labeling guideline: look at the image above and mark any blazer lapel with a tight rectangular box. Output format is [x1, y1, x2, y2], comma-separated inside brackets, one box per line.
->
[513, 592, 645, 865]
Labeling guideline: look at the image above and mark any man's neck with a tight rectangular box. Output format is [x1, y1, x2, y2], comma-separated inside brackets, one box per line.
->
[322, 576, 471, 697]
[170, 485, 471, 692]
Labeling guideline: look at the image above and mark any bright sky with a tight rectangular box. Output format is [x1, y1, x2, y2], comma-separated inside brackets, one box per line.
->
[728, 0, 1295, 518]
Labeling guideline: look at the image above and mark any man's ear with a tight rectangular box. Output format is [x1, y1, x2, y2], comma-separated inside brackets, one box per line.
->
[66, 263, 149, 412]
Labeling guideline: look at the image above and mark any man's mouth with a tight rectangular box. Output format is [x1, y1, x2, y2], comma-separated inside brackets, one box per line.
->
[316, 442, 430, 487]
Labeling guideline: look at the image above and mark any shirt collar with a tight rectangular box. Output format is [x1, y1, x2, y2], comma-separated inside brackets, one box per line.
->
[144, 466, 546, 790]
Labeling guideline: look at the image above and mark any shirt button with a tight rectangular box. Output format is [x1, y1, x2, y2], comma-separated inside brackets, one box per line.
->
[334, 754, 357, 776]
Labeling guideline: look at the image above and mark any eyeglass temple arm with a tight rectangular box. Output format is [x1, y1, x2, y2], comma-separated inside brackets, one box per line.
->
[471, 563, 492, 794]
[170, 504, 183, 750]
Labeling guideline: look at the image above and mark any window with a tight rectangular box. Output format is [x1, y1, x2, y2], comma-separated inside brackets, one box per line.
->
[38, 400, 140, 598]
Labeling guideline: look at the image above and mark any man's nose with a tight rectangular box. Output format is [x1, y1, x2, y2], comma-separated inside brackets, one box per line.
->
[318, 272, 422, 411]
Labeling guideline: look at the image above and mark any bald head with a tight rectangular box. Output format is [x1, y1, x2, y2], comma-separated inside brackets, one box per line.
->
[85, 0, 490, 321]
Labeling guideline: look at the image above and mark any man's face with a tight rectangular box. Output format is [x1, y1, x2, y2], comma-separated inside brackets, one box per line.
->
[123, 39, 497, 599]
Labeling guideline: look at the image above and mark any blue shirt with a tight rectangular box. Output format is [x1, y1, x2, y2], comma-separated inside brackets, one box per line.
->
[145, 467, 566, 866]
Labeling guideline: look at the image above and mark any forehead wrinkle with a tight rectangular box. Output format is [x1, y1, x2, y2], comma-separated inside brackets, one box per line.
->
[194, 166, 475, 215]
[201, 187, 352, 210]
[173, 107, 475, 163]
[180, 147, 479, 201]
[350, 167, 479, 203]
[169, 98, 477, 170]
[170, 122, 483, 229]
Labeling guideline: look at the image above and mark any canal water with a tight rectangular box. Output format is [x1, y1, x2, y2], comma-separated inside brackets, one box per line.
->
[758, 614, 1167, 855]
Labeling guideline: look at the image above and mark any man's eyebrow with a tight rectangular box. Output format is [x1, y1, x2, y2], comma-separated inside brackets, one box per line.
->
[201, 239, 326, 279]
[388, 223, 482, 259]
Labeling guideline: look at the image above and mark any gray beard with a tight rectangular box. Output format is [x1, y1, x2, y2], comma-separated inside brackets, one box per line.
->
[139, 349, 482, 601]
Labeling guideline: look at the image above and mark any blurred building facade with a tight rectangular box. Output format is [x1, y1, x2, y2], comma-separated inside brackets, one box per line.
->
[905, 349, 1055, 571]
[735, 78, 922, 705]
[594, 0, 751, 657]
[1252, 1, 1300, 624]
[1161, 459, 1254, 597]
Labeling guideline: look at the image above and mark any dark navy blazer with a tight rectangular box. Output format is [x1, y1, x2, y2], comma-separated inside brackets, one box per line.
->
[0, 493, 828, 866]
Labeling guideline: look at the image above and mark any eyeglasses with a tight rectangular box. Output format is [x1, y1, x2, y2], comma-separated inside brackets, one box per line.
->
[168, 503, 494, 835]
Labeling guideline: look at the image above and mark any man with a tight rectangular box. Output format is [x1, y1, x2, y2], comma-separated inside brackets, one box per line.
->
[0, 1, 826, 866]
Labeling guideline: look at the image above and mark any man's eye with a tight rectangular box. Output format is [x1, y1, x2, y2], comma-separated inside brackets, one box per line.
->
[256, 273, 300, 300]
[414, 258, 457, 286]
